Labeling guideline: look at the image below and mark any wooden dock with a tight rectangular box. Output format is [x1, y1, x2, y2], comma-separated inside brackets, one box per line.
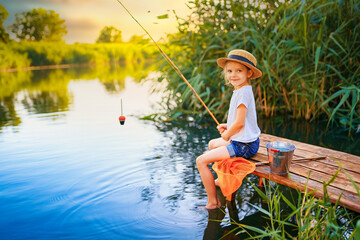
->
[249, 133, 360, 213]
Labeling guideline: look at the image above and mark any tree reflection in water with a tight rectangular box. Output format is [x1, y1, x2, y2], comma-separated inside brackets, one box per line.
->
[0, 62, 155, 130]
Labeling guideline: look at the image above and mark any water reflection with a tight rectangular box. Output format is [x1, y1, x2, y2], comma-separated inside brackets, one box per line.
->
[142, 123, 215, 201]
[0, 62, 155, 130]
[0, 94, 21, 128]
[0, 63, 357, 239]
[2, 63, 227, 239]
[138, 122, 272, 239]
[202, 188, 243, 240]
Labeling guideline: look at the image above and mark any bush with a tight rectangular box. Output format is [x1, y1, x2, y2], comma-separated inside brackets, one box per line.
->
[0, 43, 31, 68]
[0, 41, 157, 68]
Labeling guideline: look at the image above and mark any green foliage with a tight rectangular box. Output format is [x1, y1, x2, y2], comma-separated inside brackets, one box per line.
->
[0, 41, 157, 69]
[9, 8, 67, 42]
[157, 14, 169, 19]
[0, 4, 10, 42]
[8, 41, 72, 65]
[128, 35, 151, 45]
[322, 85, 360, 134]
[0, 43, 31, 68]
[96, 26, 123, 43]
[158, 0, 360, 131]
[225, 171, 360, 239]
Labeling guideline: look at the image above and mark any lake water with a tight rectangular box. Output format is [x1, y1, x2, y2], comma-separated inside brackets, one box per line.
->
[0, 64, 358, 239]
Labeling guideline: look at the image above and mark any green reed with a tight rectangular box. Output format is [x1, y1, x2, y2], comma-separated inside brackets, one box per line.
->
[216, 169, 360, 239]
[157, 0, 360, 131]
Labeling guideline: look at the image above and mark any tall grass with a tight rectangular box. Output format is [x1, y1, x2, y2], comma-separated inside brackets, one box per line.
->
[222, 168, 360, 239]
[158, 0, 360, 131]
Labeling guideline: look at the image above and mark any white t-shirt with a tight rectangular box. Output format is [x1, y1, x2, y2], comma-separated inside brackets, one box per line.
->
[226, 85, 261, 143]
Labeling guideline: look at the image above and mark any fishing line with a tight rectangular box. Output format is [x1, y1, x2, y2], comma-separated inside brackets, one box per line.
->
[121, 98, 123, 116]
[115, 0, 220, 126]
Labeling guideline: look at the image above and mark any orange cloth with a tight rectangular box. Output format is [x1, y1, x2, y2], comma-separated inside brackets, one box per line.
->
[212, 157, 256, 200]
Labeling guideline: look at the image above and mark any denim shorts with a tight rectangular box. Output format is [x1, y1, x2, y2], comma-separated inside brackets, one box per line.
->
[226, 138, 260, 159]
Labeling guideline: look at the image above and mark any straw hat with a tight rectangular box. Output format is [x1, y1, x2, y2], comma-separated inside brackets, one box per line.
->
[217, 49, 262, 79]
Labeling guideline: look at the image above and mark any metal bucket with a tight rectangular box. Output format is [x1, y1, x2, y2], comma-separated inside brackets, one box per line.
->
[266, 141, 296, 175]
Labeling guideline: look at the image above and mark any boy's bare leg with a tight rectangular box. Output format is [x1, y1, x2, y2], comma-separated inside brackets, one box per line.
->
[208, 138, 230, 186]
[208, 137, 230, 150]
[196, 146, 230, 209]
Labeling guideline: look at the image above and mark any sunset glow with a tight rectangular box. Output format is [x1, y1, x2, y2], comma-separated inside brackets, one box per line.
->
[3, 0, 191, 43]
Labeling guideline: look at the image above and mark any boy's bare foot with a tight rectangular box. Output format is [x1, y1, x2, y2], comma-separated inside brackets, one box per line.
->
[215, 178, 220, 187]
[205, 198, 222, 209]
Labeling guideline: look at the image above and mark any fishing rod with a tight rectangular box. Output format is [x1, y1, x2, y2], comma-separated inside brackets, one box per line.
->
[116, 0, 220, 126]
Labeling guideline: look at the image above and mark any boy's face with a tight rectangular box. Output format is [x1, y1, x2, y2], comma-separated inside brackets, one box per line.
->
[225, 61, 253, 89]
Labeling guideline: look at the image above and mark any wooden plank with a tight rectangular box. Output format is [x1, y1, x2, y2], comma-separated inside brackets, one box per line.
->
[252, 164, 360, 213]
[252, 150, 358, 174]
[293, 161, 360, 184]
[260, 133, 360, 161]
[256, 146, 268, 156]
[259, 134, 360, 174]
[246, 134, 360, 213]
[255, 157, 326, 166]
[253, 157, 360, 193]
[250, 147, 268, 162]
[289, 164, 359, 193]
[250, 154, 268, 162]
[258, 137, 328, 168]
[292, 149, 325, 160]
[260, 134, 360, 163]
[317, 158, 360, 174]
[253, 165, 360, 212]
[251, 146, 324, 162]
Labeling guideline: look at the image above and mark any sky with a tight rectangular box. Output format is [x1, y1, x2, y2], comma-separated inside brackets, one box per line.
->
[1, 0, 192, 43]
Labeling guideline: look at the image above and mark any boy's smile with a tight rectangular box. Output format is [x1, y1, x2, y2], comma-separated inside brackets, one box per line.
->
[225, 61, 252, 90]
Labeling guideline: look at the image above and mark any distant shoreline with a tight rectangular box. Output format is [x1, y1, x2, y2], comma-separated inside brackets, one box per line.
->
[0, 62, 98, 72]
[0, 58, 156, 73]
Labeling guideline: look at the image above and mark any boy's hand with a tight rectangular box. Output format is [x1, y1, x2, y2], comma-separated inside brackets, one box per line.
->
[217, 124, 227, 134]
[221, 130, 230, 141]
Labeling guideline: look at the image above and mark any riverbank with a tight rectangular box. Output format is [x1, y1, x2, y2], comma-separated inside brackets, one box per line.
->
[0, 62, 93, 72]
[0, 41, 157, 70]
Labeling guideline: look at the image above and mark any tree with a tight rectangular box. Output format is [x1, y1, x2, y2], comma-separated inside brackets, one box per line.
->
[128, 35, 150, 44]
[96, 26, 122, 43]
[0, 4, 9, 42]
[9, 8, 67, 42]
